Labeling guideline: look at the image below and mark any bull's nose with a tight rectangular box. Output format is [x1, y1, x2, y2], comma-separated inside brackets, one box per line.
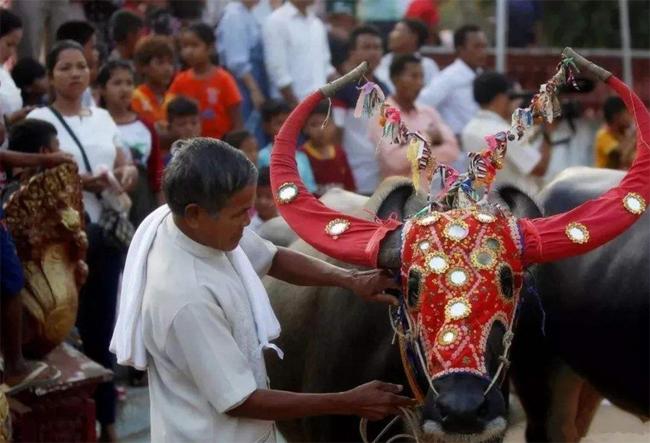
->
[436, 394, 489, 434]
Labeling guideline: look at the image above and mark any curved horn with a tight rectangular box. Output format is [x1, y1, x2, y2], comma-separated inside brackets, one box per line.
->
[518, 48, 649, 265]
[270, 62, 402, 268]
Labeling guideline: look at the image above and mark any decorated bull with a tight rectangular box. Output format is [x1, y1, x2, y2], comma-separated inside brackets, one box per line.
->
[265, 49, 649, 442]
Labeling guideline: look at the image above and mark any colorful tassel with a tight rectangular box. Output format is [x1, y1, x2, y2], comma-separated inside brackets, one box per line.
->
[354, 82, 386, 118]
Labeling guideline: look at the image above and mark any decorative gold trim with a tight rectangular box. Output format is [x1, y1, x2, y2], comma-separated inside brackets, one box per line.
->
[417, 212, 440, 226]
[623, 192, 646, 215]
[473, 212, 496, 223]
[445, 297, 472, 321]
[437, 325, 460, 346]
[483, 236, 504, 253]
[276, 182, 299, 204]
[565, 222, 589, 244]
[426, 251, 450, 274]
[443, 220, 470, 241]
[417, 239, 432, 254]
[470, 248, 497, 270]
[446, 267, 469, 287]
[325, 218, 350, 239]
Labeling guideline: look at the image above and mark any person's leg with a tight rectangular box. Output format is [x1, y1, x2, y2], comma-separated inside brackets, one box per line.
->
[76, 225, 121, 442]
[11, 0, 45, 59]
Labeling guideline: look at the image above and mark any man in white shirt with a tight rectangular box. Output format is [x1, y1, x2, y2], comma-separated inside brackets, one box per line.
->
[263, 0, 337, 107]
[461, 72, 553, 195]
[418, 25, 488, 136]
[374, 18, 439, 94]
[139, 138, 413, 441]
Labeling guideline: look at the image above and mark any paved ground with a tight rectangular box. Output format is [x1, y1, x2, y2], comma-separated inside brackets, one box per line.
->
[116, 386, 648, 442]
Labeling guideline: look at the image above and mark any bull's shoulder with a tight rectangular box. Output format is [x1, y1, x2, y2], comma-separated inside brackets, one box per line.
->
[539, 167, 625, 215]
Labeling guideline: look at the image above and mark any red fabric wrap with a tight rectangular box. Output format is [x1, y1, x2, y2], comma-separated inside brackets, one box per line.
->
[270, 91, 402, 268]
[519, 76, 650, 265]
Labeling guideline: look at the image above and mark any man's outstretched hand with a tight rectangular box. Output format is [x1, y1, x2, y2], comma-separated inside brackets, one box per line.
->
[340, 380, 416, 421]
[345, 269, 400, 306]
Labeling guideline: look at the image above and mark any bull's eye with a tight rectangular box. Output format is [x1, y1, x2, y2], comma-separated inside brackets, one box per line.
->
[499, 265, 514, 299]
[407, 267, 422, 307]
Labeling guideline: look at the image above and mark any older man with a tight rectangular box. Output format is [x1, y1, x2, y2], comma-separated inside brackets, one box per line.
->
[111, 138, 412, 442]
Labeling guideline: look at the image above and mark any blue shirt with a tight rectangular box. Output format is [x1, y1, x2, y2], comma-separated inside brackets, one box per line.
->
[258, 143, 317, 193]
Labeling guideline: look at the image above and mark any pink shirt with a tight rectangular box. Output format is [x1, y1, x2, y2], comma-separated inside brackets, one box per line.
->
[370, 96, 459, 179]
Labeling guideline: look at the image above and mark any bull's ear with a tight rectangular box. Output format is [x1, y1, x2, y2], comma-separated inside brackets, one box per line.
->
[495, 185, 542, 219]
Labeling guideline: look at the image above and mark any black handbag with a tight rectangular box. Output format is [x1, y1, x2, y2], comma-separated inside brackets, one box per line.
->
[48, 106, 134, 251]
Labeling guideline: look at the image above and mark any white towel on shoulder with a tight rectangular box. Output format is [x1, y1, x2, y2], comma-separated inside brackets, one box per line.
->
[109, 204, 282, 370]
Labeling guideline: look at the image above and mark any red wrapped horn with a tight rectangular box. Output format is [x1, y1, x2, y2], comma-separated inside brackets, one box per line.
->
[519, 48, 649, 265]
[270, 63, 401, 267]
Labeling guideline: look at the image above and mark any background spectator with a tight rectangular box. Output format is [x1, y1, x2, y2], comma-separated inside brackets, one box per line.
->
[223, 129, 259, 165]
[258, 99, 317, 193]
[333, 25, 386, 195]
[375, 19, 438, 94]
[109, 9, 145, 63]
[418, 24, 487, 136]
[404, 0, 441, 45]
[326, 0, 358, 73]
[167, 23, 243, 139]
[357, 0, 410, 40]
[263, 0, 336, 107]
[217, 0, 269, 144]
[508, 0, 543, 48]
[165, 96, 201, 164]
[372, 54, 459, 179]
[594, 96, 635, 170]
[301, 100, 356, 196]
[11, 57, 48, 106]
[97, 60, 163, 226]
[250, 166, 278, 232]
[28, 41, 138, 442]
[462, 71, 552, 195]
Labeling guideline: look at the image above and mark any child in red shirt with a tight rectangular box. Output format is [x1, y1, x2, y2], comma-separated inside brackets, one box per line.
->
[301, 101, 356, 196]
[166, 23, 243, 139]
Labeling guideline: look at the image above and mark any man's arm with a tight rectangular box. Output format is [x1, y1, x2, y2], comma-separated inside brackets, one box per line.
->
[268, 247, 399, 305]
[228, 381, 414, 422]
[0, 150, 74, 169]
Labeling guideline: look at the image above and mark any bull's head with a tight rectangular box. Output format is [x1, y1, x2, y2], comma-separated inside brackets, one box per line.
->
[270, 49, 649, 442]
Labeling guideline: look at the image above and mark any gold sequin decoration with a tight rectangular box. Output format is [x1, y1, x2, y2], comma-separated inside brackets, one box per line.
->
[417, 239, 432, 253]
[446, 267, 469, 287]
[473, 212, 496, 223]
[483, 236, 504, 253]
[565, 222, 589, 244]
[623, 192, 646, 215]
[471, 248, 497, 270]
[443, 220, 470, 241]
[445, 297, 472, 320]
[438, 325, 460, 346]
[276, 182, 299, 204]
[325, 218, 350, 239]
[417, 212, 440, 226]
[426, 252, 450, 274]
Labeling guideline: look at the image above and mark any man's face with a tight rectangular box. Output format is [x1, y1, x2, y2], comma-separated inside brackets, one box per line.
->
[185, 185, 256, 251]
[169, 115, 202, 140]
[393, 62, 424, 102]
[143, 56, 174, 88]
[388, 21, 416, 53]
[349, 33, 383, 73]
[263, 112, 289, 139]
[458, 31, 488, 69]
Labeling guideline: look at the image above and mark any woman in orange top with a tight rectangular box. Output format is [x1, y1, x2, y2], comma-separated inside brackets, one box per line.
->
[166, 23, 243, 139]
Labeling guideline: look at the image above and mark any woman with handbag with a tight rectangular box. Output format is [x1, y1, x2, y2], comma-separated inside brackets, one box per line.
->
[28, 40, 137, 442]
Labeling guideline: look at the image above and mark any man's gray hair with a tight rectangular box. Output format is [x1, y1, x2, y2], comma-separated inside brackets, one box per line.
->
[163, 137, 258, 216]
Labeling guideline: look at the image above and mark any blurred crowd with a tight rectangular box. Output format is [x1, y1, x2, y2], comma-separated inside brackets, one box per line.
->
[0, 0, 637, 441]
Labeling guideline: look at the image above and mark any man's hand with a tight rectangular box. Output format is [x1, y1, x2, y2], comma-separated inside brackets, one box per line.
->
[114, 165, 138, 192]
[340, 381, 416, 421]
[345, 269, 399, 305]
[81, 173, 113, 194]
[43, 151, 75, 168]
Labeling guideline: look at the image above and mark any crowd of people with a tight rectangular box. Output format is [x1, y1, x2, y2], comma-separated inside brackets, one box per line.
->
[0, 0, 637, 441]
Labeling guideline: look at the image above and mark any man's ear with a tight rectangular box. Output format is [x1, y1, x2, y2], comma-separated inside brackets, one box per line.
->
[183, 203, 202, 229]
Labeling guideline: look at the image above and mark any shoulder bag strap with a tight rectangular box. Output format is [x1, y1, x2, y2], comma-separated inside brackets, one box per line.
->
[48, 106, 93, 174]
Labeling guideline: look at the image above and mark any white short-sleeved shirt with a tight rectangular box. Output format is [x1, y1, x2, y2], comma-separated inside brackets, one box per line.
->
[142, 216, 279, 442]
[0, 66, 23, 118]
[27, 107, 120, 222]
[461, 109, 543, 194]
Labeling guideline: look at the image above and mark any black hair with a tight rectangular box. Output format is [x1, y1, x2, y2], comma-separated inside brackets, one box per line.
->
[473, 71, 512, 105]
[96, 60, 134, 87]
[454, 24, 482, 49]
[134, 35, 174, 66]
[348, 24, 381, 50]
[11, 57, 46, 90]
[46, 40, 85, 74]
[257, 166, 271, 187]
[0, 9, 22, 39]
[389, 53, 421, 79]
[185, 22, 216, 46]
[166, 96, 200, 122]
[109, 9, 144, 44]
[603, 97, 627, 124]
[261, 100, 291, 123]
[55, 21, 96, 46]
[163, 137, 257, 216]
[401, 18, 429, 48]
[8, 119, 58, 154]
[222, 130, 253, 150]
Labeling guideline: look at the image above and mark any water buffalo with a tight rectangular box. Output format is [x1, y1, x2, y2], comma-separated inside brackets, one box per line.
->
[263, 49, 649, 442]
